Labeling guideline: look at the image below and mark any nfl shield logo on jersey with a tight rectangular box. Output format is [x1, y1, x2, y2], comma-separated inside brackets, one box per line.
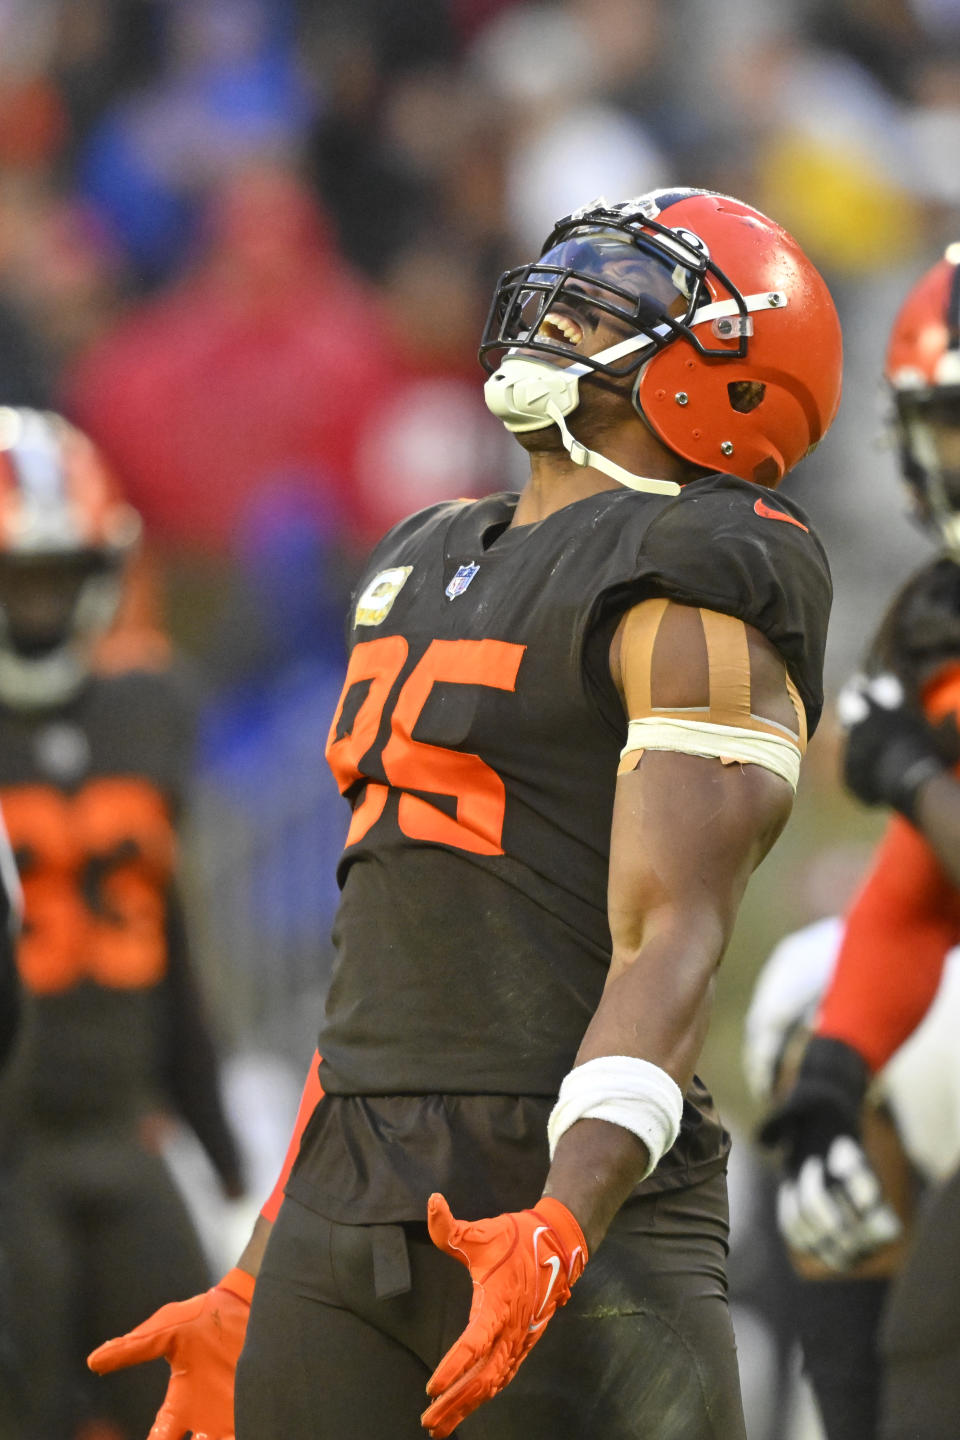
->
[445, 562, 480, 600]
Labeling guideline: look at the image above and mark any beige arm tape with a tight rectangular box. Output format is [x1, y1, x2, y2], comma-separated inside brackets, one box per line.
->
[618, 597, 668, 716]
[617, 601, 805, 789]
[784, 672, 808, 752]
[700, 608, 752, 725]
[619, 717, 801, 790]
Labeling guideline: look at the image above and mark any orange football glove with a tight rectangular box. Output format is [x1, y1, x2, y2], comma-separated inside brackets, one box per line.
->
[421, 1193, 587, 1439]
[87, 1267, 254, 1440]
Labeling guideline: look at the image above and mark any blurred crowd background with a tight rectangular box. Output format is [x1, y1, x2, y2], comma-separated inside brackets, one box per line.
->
[3, 1, 960, 1433]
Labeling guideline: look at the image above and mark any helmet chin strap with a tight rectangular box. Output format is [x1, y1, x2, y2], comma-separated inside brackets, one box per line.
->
[484, 331, 682, 498]
[542, 398, 681, 495]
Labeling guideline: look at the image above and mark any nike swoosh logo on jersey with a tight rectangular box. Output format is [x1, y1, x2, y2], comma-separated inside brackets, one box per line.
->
[528, 1227, 561, 1333]
[753, 496, 809, 532]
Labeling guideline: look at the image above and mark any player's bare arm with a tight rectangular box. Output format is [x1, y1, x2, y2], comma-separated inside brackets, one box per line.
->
[544, 599, 797, 1252]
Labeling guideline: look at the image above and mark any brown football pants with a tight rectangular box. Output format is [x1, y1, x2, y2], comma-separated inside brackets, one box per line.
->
[235, 1169, 746, 1440]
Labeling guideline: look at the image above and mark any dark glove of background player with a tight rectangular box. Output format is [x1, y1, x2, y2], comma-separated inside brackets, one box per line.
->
[839, 672, 960, 822]
[757, 1034, 902, 1270]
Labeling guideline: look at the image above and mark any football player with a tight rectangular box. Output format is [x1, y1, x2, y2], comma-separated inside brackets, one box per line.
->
[759, 248, 960, 1440]
[746, 913, 948, 1440]
[89, 188, 842, 1440]
[0, 407, 245, 1440]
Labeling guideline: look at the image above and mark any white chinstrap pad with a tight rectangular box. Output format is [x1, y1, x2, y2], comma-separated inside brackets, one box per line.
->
[620, 717, 801, 792]
[547, 1055, 684, 1179]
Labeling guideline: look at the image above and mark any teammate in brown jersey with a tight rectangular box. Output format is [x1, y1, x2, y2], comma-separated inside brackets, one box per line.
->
[89, 189, 843, 1440]
[0, 408, 244, 1440]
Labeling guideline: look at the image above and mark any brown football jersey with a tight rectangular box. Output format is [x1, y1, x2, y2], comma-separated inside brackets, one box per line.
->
[289, 475, 831, 1222]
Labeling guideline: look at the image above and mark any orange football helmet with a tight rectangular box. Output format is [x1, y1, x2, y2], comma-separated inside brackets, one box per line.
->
[481, 188, 843, 489]
[0, 407, 141, 707]
[885, 246, 960, 554]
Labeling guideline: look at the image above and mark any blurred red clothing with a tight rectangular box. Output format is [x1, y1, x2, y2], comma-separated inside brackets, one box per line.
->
[64, 168, 391, 555]
[351, 368, 509, 543]
[348, 241, 512, 544]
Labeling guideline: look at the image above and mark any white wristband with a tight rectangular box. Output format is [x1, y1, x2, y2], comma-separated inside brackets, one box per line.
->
[547, 1055, 685, 1179]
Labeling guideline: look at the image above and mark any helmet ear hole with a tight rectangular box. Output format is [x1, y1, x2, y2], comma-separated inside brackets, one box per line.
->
[752, 456, 781, 486]
[728, 380, 765, 414]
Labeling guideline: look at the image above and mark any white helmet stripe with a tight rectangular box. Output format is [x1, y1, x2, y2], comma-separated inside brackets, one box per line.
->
[580, 290, 791, 371]
[8, 410, 67, 507]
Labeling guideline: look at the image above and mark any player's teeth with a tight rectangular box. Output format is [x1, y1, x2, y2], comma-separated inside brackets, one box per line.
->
[541, 312, 583, 343]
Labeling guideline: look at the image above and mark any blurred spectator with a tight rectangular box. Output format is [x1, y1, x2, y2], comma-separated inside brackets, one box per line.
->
[64, 163, 388, 558]
[504, 103, 666, 256]
[299, 0, 462, 274]
[351, 238, 515, 539]
[305, 60, 506, 277]
[0, 0, 69, 174]
[66, 161, 509, 571]
[696, 35, 923, 277]
[75, 0, 313, 286]
[52, 1, 168, 152]
[0, 181, 130, 376]
[804, 0, 927, 98]
[471, 0, 666, 109]
[469, 0, 669, 253]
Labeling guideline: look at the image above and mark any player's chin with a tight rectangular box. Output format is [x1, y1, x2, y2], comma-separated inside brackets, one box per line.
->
[513, 426, 566, 454]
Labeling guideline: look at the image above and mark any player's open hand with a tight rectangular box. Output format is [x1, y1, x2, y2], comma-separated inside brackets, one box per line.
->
[87, 1268, 254, 1440]
[421, 1193, 586, 1438]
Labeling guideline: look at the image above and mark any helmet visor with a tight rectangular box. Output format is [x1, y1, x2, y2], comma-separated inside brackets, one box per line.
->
[481, 228, 699, 375]
[895, 388, 960, 558]
[0, 553, 110, 656]
[899, 389, 960, 488]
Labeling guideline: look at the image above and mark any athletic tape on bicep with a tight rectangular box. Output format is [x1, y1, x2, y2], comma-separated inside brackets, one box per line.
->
[617, 601, 803, 788]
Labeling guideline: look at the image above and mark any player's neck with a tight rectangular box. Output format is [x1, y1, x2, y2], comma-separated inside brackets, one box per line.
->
[512, 426, 686, 526]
